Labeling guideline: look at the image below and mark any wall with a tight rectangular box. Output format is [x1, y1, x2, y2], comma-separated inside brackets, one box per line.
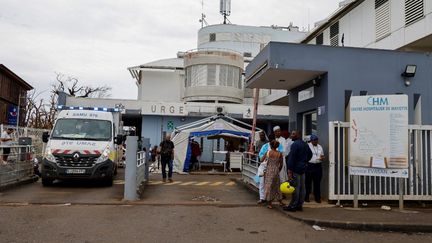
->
[267, 43, 432, 126]
[198, 24, 306, 57]
[139, 69, 183, 102]
[253, 42, 432, 198]
[305, 0, 432, 51]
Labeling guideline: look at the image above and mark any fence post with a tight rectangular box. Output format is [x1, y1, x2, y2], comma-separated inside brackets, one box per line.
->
[399, 178, 404, 211]
[328, 121, 335, 201]
[353, 175, 359, 208]
[124, 136, 138, 201]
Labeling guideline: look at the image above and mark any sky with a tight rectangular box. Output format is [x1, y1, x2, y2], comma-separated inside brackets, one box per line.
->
[0, 0, 342, 100]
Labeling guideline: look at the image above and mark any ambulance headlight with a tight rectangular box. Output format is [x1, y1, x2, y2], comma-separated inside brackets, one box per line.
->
[96, 146, 111, 163]
[45, 147, 56, 162]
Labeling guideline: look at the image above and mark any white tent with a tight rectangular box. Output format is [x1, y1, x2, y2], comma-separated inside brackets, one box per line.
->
[171, 115, 260, 172]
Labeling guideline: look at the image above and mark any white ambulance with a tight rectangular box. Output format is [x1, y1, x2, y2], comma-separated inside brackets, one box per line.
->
[41, 106, 123, 186]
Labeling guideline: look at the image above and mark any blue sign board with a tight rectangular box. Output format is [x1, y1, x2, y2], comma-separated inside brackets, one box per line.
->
[7, 105, 18, 125]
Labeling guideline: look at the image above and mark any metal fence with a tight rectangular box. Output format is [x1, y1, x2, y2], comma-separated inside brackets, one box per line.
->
[0, 124, 49, 158]
[124, 136, 149, 201]
[136, 151, 149, 189]
[0, 145, 35, 188]
[242, 152, 259, 189]
[329, 121, 432, 201]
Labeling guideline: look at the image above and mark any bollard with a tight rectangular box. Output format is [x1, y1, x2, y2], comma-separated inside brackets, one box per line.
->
[399, 178, 404, 211]
[124, 136, 138, 201]
[353, 175, 359, 208]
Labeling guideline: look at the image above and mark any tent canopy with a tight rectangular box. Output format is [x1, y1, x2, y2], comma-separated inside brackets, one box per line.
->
[171, 115, 260, 172]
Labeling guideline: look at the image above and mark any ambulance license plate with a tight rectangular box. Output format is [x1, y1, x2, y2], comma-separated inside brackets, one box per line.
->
[66, 169, 86, 174]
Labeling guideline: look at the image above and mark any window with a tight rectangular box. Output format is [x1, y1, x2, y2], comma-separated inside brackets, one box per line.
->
[219, 65, 227, 86]
[238, 73, 243, 89]
[405, 0, 424, 26]
[316, 33, 323, 45]
[189, 65, 207, 87]
[330, 22, 339, 47]
[227, 66, 234, 87]
[209, 33, 216, 42]
[52, 119, 112, 141]
[207, 65, 216, 85]
[375, 0, 391, 40]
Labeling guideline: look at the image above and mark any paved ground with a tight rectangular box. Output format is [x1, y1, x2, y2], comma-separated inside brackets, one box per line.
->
[0, 169, 125, 205]
[142, 173, 256, 205]
[1, 172, 432, 242]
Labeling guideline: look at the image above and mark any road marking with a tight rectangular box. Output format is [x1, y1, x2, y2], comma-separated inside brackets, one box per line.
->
[225, 181, 235, 186]
[114, 180, 124, 185]
[210, 182, 224, 186]
[148, 181, 164, 185]
[180, 181, 197, 186]
[195, 181, 210, 186]
[163, 181, 182, 186]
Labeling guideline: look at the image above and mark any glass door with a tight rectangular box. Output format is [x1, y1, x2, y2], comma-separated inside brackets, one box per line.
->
[302, 111, 317, 140]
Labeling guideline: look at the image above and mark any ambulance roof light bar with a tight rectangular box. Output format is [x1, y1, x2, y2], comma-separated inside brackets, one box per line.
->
[57, 105, 120, 112]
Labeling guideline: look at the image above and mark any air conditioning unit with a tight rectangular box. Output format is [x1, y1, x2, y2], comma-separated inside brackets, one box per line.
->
[216, 106, 225, 114]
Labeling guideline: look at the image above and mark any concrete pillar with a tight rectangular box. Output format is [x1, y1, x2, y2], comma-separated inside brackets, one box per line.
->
[124, 136, 138, 201]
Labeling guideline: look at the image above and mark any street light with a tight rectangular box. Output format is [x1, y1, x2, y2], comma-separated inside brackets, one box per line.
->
[401, 64, 417, 86]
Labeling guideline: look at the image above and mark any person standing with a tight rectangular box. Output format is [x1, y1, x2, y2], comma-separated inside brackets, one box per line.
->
[159, 134, 175, 182]
[255, 131, 268, 154]
[189, 139, 201, 171]
[1, 128, 14, 163]
[262, 140, 284, 209]
[273, 126, 288, 183]
[305, 135, 325, 203]
[257, 134, 283, 204]
[284, 130, 312, 212]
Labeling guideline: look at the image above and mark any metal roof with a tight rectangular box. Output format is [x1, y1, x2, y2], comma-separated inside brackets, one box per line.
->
[0, 64, 33, 90]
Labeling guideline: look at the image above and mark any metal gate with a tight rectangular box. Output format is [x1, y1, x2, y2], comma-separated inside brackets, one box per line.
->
[329, 121, 432, 200]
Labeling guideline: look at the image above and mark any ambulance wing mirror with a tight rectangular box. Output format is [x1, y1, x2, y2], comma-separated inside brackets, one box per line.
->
[42, 132, 50, 143]
[115, 134, 123, 145]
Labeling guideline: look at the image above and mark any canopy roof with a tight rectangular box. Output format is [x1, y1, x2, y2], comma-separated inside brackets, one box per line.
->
[171, 115, 261, 172]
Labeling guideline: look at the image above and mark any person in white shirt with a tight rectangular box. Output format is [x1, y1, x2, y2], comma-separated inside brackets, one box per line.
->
[1, 128, 14, 162]
[273, 126, 288, 183]
[305, 134, 325, 203]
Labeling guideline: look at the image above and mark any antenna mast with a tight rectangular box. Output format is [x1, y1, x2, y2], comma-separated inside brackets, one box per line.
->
[219, 0, 231, 24]
[199, 0, 208, 28]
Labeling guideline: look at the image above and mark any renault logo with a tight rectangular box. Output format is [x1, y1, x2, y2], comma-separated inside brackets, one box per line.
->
[73, 152, 80, 162]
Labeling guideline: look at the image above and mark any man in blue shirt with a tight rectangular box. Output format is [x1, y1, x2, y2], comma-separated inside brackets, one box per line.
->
[283, 130, 312, 212]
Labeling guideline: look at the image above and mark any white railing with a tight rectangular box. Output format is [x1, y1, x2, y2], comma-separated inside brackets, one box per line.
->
[124, 136, 149, 201]
[0, 145, 36, 188]
[136, 151, 148, 189]
[242, 152, 259, 189]
[0, 124, 49, 158]
[329, 121, 432, 201]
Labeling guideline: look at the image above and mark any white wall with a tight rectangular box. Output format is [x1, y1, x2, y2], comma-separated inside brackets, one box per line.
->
[139, 69, 184, 102]
[306, 0, 432, 51]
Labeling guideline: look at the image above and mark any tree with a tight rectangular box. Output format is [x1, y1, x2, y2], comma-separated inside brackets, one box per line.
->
[25, 73, 111, 129]
[52, 73, 111, 98]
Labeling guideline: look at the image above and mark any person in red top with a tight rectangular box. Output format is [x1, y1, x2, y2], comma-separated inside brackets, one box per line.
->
[189, 139, 201, 171]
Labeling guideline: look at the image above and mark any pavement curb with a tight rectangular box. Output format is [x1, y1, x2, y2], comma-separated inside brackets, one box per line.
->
[277, 207, 432, 233]
[0, 201, 259, 207]
[0, 176, 39, 192]
[236, 178, 432, 233]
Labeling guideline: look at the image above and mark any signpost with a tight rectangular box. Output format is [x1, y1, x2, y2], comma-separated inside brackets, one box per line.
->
[349, 95, 409, 208]
[7, 105, 18, 126]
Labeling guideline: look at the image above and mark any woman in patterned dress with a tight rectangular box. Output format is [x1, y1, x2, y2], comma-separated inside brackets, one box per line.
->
[263, 140, 284, 209]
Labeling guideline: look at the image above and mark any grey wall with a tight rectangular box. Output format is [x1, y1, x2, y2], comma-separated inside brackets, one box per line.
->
[247, 42, 432, 199]
[268, 42, 432, 125]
